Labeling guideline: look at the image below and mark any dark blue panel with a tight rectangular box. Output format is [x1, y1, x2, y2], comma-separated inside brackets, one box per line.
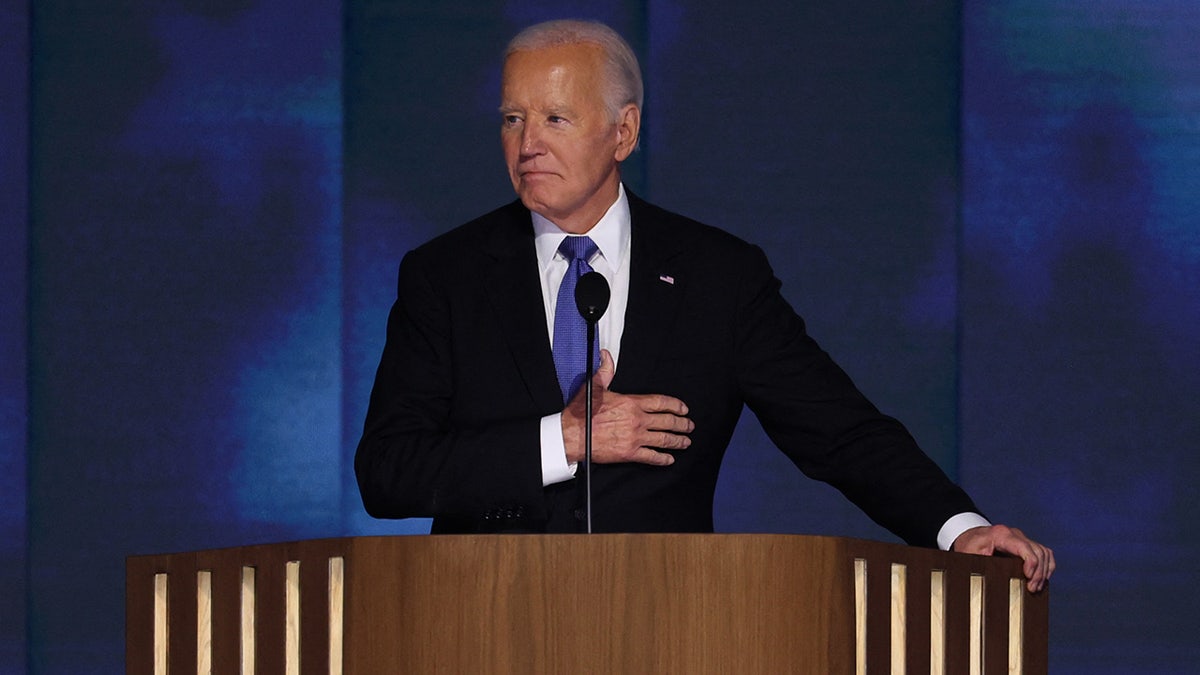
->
[962, 2, 1200, 671]
[0, 2, 30, 672]
[29, 1, 343, 670]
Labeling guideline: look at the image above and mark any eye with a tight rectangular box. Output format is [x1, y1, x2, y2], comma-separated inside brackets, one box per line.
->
[502, 114, 523, 127]
[547, 115, 569, 125]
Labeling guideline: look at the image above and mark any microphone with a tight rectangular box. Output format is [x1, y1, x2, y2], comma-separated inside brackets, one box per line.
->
[574, 271, 610, 324]
[574, 271, 609, 533]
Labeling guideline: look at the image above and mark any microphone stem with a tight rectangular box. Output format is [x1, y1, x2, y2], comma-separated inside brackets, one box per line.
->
[584, 320, 595, 534]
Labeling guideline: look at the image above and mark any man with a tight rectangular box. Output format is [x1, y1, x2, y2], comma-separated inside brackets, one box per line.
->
[356, 19, 1054, 592]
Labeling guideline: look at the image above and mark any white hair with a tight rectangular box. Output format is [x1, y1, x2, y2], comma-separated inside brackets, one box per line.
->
[506, 19, 644, 121]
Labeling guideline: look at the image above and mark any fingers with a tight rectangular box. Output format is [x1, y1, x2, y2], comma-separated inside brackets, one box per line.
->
[1022, 549, 1053, 593]
[1019, 540, 1055, 593]
[629, 446, 677, 466]
[1001, 528, 1054, 593]
[584, 391, 692, 466]
[594, 349, 616, 389]
[642, 393, 689, 416]
[623, 398, 692, 456]
[985, 525, 1056, 594]
[652, 428, 691, 450]
[645, 409, 694, 433]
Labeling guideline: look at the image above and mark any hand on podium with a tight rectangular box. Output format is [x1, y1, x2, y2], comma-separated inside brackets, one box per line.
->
[953, 524, 1056, 593]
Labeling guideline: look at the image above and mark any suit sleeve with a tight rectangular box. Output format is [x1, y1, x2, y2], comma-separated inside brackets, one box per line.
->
[731, 244, 979, 547]
[354, 249, 546, 521]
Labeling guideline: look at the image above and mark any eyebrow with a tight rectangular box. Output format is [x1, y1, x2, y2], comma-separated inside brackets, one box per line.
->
[496, 103, 577, 116]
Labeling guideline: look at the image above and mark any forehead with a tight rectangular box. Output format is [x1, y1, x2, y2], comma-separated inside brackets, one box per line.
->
[500, 43, 607, 103]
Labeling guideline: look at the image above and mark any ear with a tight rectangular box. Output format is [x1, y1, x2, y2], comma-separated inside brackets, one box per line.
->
[613, 104, 641, 162]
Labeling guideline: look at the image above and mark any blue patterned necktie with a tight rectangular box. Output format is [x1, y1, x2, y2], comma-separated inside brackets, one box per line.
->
[553, 236, 599, 403]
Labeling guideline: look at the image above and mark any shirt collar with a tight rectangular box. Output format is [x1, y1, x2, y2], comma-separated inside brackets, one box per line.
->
[533, 183, 630, 270]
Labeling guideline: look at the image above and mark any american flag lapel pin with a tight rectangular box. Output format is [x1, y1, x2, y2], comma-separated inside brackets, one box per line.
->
[658, 274, 675, 285]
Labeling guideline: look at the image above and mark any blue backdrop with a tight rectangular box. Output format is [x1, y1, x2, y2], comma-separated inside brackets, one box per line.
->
[960, 3, 1200, 670]
[1, 0, 30, 669]
[5, 1, 1199, 672]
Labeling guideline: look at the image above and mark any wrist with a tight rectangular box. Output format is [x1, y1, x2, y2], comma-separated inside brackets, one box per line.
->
[560, 408, 584, 463]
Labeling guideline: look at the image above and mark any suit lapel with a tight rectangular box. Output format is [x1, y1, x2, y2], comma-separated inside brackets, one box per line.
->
[612, 195, 687, 392]
[483, 202, 564, 409]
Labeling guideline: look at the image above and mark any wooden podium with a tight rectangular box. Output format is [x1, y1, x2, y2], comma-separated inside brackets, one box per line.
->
[127, 534, 1047, 674]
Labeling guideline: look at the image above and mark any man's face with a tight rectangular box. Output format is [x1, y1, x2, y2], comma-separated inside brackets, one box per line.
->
[500, 43, 638, 233]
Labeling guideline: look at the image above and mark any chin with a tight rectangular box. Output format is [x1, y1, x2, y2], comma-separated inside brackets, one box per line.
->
[518, 189, 556, 215]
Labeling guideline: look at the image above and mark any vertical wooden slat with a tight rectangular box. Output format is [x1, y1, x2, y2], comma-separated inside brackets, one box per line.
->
[929, 570, 946, 675]
[196, 570, 212, 675]
[969, 574, 985, 675]
[329, 557, 345, 675]
[285, 561, 301, 675]
[241, 566, 256, 675]
[890, 564, 906, 675]
[154, 573, 169, 675]
[855, 558, 868, 675]
[1009, 578, 1025, 675]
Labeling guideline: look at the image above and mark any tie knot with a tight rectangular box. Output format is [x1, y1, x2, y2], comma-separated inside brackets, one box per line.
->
[558, 235, 597, 263]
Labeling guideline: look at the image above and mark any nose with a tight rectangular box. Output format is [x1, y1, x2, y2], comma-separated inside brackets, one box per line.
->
[520, 123, 544, 157]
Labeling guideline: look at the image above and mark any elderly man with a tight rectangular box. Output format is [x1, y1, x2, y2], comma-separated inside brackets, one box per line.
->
[356, 19, 1054, 592]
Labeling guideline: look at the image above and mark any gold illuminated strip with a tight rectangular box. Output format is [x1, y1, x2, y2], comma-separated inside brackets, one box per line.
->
[929, 570, 946, 675]
[241, 566, 256, 675]
[154, 573, 169, 675]
[970, 574, 985, 675]
[1009, 578, 1025, 674]
[286, 561, 301, 675]
[891, 563, 906, 675]
[197, 570, 212, 675]
[329, 557, 345, 675]
[855, 558, 867, 675]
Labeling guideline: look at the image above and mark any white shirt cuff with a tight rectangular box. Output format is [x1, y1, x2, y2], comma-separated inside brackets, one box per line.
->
[539, 413, 577, 486]
[937, 512, 992, 551]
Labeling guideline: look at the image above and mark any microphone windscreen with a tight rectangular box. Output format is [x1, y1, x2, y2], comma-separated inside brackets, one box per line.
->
[575, 271, 610, 324]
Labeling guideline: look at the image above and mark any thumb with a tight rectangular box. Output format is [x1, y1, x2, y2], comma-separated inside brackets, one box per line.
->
[594, 349, 615, 389]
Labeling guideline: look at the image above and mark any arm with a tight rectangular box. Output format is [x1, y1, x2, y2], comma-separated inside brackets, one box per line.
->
[731, 244, 979, 547]
[354, 250, 545, 520]
[732, 244, 1056, 588]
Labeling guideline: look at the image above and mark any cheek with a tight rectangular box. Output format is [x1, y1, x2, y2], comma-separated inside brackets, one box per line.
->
[583, 146, 615, 177]
[500, 137, 518, 163]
